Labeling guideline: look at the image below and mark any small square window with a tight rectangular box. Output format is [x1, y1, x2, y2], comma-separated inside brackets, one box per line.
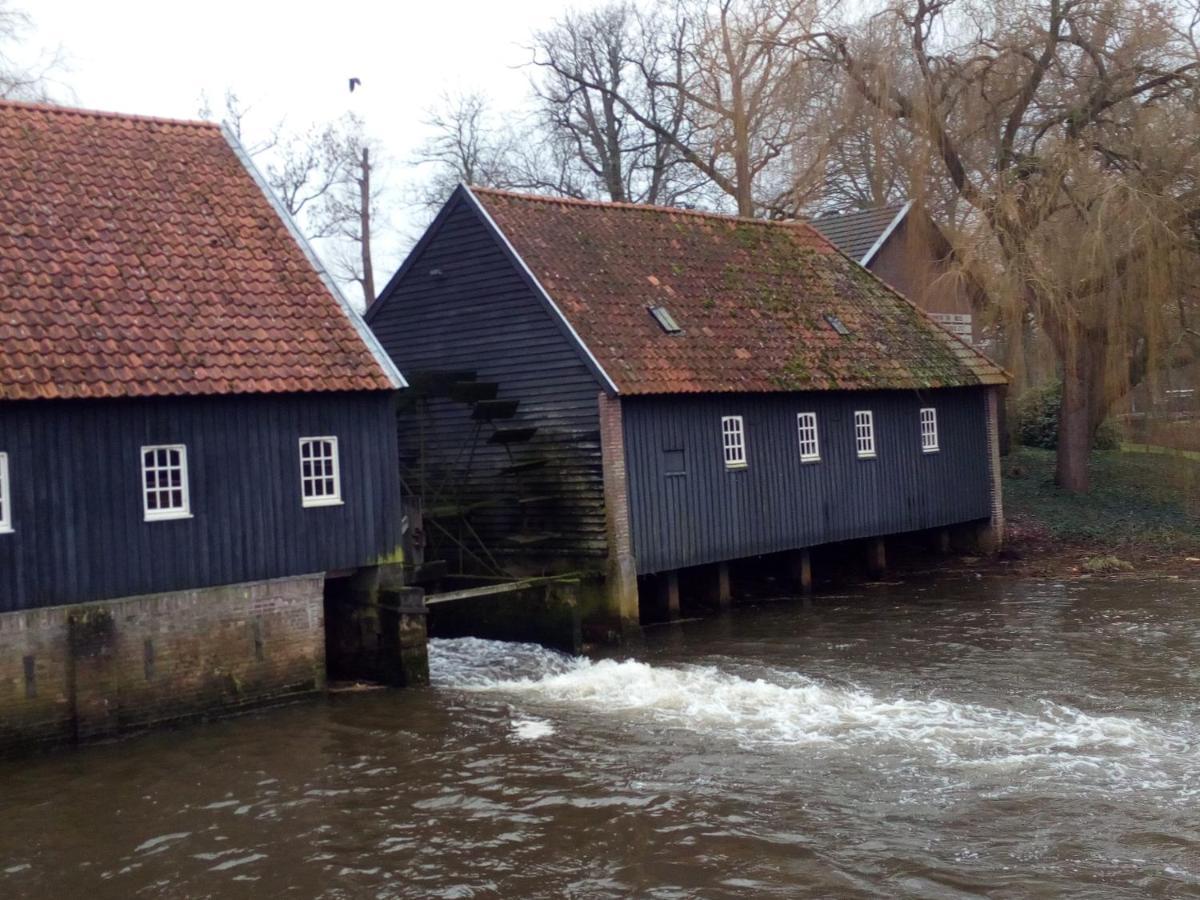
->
[300, 436, 343, 507]
[721, 416, 747, 469]
[854, 410, 876, 459]
[0, 452, 11, 534]
[797, 413, 820, 463]
[663, 448, 686, 476]
[920, 407, 939, 453]
[141, 444, 191, 521]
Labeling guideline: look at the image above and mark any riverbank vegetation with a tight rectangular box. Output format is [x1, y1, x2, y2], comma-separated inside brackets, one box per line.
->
[1002, 447, 1200, 575]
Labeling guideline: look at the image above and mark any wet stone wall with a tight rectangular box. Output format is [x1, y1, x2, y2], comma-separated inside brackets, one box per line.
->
[0, 574, 326, 754]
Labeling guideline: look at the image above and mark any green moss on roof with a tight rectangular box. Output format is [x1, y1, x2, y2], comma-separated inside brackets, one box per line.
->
[470, 187, 1007, 395]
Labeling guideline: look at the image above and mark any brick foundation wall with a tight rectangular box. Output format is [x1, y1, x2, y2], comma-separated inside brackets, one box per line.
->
[0, 574, 326, 754]
[598, 392, 640, 627]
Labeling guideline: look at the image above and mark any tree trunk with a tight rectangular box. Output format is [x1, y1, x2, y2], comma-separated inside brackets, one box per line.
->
[1056, 367, 1091, 492]
[359, 147, 374, 306]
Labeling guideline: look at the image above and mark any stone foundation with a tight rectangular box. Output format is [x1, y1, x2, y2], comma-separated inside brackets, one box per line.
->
[324, 565, 429, 687]
[0, 574, 326, 754]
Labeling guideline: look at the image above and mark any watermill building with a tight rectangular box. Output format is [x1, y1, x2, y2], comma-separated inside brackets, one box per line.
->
[368, 187, 1007, 633]
[0, 101, 408, 751]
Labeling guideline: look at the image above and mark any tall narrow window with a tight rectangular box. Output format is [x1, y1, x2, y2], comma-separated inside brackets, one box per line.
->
[796, 413, 820, 463]
[920, 407, 939, 453]
[721, 416, 747, 469]
[300, 436, 342, 507]
[141, 445, 190, 521]
[854, 410, 876, 459]
[0, 452, 11, 533]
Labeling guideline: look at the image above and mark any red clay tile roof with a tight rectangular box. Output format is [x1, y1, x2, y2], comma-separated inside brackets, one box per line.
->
[470, 187, 1006, 395]
[0, 101, 399, 401]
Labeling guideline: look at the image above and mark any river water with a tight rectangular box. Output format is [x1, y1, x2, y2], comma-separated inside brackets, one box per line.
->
[1, 578, 1198, 898]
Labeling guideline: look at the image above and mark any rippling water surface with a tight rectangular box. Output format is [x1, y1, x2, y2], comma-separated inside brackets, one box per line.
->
[1, 578, 1198, 898]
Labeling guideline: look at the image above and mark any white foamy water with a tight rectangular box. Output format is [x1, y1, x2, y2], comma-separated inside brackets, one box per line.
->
[430, 638, 1199, 782]
[510, 717, 557, 740]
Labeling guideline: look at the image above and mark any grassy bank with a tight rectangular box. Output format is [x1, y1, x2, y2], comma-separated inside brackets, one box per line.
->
[1001, 446, 1200, 573]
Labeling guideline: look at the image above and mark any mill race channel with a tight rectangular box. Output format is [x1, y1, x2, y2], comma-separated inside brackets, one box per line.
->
[1, 577, 1198, 898]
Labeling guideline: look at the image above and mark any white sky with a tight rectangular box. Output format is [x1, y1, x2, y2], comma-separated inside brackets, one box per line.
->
[24, 0, 571, 294]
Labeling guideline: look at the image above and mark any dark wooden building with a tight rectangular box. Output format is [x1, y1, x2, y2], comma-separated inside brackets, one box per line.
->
[368, 187, 1006, 628]
[812, 202, 982, 347]
[0, 101, 406, 747]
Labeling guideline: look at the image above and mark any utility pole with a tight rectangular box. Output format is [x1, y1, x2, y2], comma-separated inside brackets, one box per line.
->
[359, 146, 374, 305]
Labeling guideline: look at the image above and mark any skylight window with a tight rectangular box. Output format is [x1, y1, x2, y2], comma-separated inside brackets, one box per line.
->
[649, 305, 682, 334]
[825, 313, 851, 336]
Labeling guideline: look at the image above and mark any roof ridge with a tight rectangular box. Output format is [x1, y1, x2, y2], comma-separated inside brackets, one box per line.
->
[0, 98, 220, 131]
[813, 203, 910, 223]
[468, 185, 824, 233]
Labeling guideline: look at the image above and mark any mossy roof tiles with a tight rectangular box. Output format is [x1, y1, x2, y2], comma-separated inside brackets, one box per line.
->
[471, 188, 1006, 395]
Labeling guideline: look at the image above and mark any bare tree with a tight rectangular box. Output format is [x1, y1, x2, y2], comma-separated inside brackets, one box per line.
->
[529, 3, 699, 204]
[199, 89, 279, 156]
[810, 0, 1200, 491]
[316, 115, 386, 308]
[200, 91, 382, 305]
[528, 0, 832, 216]
[0, 1, 65, 101]
[410, 91, 524, 210]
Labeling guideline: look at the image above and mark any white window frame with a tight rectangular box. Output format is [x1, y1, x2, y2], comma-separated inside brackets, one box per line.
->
[0, 452, 11, 534]
[721, 416, 747, 469]
[920, 407, 940, 453]
[140, 444, 191, 522]
[854, 410, 877, 459]
[300, 436, 343, 507]
[796, 413, 820, 463]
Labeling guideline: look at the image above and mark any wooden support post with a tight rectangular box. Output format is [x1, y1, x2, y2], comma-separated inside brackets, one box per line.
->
[789, 549, 813, 596]
[663, 571, 681, 620]
[866, 538, 886, 579]
[717, 562, 732, 611]
[937, 528, 952, 554]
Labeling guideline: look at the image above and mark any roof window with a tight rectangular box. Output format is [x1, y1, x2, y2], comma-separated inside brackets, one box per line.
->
[649, 305, 682, 334]
[825, 313, 850, 336]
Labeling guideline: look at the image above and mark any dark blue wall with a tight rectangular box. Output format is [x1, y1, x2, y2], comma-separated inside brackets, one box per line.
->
[621, 388, 991, 573]
[0, 391, 402, 612]
[368, 193, 607, 564]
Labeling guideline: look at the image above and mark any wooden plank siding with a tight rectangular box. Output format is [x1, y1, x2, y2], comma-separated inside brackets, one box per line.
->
[368, 194, 608, 565]
[0, 392, 402, 612]
[621, 388, 991, 573]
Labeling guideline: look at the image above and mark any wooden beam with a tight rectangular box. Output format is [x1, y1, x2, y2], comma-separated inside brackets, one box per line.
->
[425, 574, 581, 606]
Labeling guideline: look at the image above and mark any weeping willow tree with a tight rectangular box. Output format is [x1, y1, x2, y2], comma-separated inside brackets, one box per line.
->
[810, 0, 1200, 491]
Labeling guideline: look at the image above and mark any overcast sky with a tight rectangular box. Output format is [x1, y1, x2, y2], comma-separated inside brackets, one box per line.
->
[24, 0, 572, 291]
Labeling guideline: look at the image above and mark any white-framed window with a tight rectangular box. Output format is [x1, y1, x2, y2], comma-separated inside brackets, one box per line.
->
[0, 452, 11, 534]
[300, 436, 343, 507]
[920, 407, 939, 453]
[141, 444, 191, 521]
[796, 413, 820, 463]
[721, 416, 747, 469]
[854, 410, 877, 459]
